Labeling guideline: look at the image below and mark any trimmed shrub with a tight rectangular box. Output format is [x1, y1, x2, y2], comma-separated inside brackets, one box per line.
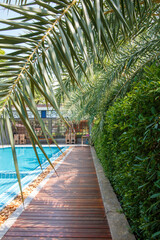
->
[93, 64, 160, 239]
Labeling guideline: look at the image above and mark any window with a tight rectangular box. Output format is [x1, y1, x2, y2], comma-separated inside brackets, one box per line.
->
[51, 118, 66, 136]
[41, 110, 46, 118]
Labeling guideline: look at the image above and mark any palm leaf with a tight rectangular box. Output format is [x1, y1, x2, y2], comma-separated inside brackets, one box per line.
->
[0, 0, 159, 201]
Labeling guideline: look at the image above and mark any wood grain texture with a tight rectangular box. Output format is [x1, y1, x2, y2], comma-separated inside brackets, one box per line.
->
[2, 147, 112, 239]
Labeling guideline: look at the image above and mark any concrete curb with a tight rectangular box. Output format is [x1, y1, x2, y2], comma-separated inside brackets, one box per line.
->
[91, 146, 136, 240]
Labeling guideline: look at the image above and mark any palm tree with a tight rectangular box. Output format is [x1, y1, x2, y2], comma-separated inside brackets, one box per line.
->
[0, 0, 159, 197]
[61, 23, 160, 125]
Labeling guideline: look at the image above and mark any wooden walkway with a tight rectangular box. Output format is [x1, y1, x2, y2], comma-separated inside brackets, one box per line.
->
[2, 147, 112, 240]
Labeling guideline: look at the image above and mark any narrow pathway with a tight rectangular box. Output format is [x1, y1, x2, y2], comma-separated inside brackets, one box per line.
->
[2, 147, 112, 239]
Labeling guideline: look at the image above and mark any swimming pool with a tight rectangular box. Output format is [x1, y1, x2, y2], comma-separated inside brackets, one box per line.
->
[0, 146, 68, 210]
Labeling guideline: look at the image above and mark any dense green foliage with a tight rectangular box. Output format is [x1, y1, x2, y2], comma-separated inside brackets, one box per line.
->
[92, 64, 160, 239]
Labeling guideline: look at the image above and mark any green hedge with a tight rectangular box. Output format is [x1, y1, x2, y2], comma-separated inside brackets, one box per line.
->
[93, 65, 160, 239]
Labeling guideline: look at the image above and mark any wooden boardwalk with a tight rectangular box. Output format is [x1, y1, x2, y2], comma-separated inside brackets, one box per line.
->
[2, 147, 112, 240]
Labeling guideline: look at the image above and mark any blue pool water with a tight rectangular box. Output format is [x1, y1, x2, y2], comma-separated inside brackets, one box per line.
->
[0, 146, 68, 210]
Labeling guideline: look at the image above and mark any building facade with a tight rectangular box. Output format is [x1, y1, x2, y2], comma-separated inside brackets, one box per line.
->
[11, 105, 89, 144]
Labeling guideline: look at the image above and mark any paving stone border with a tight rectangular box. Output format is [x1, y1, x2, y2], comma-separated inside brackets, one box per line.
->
[91, 146, 136, 240]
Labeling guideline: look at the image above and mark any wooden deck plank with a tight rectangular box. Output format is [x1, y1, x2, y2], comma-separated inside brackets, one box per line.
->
[5, 232, 110, 238]
[21, 212, 105, 217]
[3, 236, 110, 240]
[13, 221, 109, 228]
[2, 147, 112, 240]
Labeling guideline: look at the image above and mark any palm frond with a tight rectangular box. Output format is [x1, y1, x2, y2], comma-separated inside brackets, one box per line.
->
[0, 0, 159, 200]
[62, 25, 160, 125]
